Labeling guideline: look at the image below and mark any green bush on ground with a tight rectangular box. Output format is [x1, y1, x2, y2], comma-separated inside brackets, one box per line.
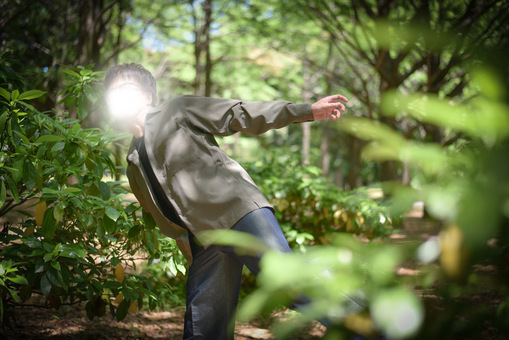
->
[0, 63, 184, 325]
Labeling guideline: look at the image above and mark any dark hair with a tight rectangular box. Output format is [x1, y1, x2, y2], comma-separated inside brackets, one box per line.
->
[105, 63, 157, 106]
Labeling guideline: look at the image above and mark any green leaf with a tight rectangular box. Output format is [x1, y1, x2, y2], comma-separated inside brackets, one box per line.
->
[11, 158, 24, 184]
[53, 204, 64, 223]
[18, 90, 46, 101]
[103, 215, 116, 234]
[105, 207, 121, 221]
[85, 300, 95, 320]
[60, 265, 71, 290]
[40, 274, 52, 297]
[0, 112, 8, 135]
[71, 122, 81, 133]
[62, 69, 81, 79]
[20, 285, 32, 302]
[42, 187, 61, 195]
[80, 69, 93, 76]
[52, 243, 61, 255]
[6, 287, 20, 303]
[23, 159, 37, 191]
[17, 100, 38, 112]
[36, 161, 43, 192]
[97, 223, 105, 238]
[51, 141, 66, 153]
[84, 85, 97, 102]
[43, 241, 54, 252]
[36, 135, 65, 142]
[0, 87, 9, 101]
[10, 115, 22, 145]
[41, 207, 57, 240]
[100, 281, 120, 290]
[50, 261, 61, 271]
[6, 275, 29, 285]
[60, 244, 87, 258]
[13, 130, 29, 144]
[0, 180, 6, 208]
[128, 225, 142, 239]
[44, 252, 53, 262]
[142, 211, 156, 229]
[11, 89, 19, 102]
[144, 230, 156, 255]
[46, 267, 61, 287]
[62, 187, 81, 195]
[99, 182, 111, 200]
[116, 299, 129, 321]
[5, 176, 19, 202]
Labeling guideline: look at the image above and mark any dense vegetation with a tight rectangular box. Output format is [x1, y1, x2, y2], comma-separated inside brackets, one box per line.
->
[1, 1, 508, 339]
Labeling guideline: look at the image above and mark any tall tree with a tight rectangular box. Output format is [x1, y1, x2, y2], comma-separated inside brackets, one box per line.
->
[188, 0, 213, 96]
[289, 0, 509, 184]
[0, 0, 137, 114]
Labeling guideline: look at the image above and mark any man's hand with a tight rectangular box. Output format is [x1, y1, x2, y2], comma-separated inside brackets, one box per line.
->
[311, 94, 348, 121]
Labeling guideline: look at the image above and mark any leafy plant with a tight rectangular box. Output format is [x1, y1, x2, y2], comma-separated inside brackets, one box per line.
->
[0, 65, 184, 326]
[58, 64, 102, 119]
[244, 149, 396, 249]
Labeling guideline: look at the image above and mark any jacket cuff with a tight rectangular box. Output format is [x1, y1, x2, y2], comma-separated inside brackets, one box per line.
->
[290, 103, 314, 122]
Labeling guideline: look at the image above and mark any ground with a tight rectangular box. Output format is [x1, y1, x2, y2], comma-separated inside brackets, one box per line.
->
[1, 302, 326, 339]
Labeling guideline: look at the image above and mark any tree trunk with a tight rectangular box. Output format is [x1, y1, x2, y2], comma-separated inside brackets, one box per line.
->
[320, 121, 331, 177]
[379, 116, 400, 182]
[301, 55, 312, 166]
[192, 0, 213, 96]
[377, 50, 402, 183]
[320, 36, 335, 177]
[346, 136, 363, 189]
[77, 0, 109, 66]
[203, 0, 213, 97]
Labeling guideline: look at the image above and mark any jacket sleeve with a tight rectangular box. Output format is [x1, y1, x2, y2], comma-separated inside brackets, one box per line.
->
[177, 95, 314, 136]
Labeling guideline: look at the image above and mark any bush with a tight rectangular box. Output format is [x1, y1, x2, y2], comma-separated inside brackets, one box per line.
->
[243, 149, 396, 249]
[0, 64, 185, 326]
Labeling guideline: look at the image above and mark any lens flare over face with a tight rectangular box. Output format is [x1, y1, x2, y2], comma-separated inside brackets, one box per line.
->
[106, 82, 149, 118]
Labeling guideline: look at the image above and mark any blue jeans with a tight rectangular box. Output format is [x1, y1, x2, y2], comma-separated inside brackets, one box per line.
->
[183, 208, 294, 340]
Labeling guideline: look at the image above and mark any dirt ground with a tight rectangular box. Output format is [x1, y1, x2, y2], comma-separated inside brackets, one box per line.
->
[0, 302, 326, 340]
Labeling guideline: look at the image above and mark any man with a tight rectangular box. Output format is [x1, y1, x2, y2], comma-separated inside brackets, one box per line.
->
[105, 63, 349, 339]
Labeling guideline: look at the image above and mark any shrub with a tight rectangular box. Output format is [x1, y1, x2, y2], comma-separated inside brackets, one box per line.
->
[243, 149, 396, 249]
[0, 64, 184, 326]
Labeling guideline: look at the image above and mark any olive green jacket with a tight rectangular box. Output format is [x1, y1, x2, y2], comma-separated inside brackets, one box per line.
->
[126, 95, 314, 262]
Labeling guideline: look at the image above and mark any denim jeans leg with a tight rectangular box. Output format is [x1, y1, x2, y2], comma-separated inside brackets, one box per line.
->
[230, 208, 365, 327]
[230, 207, 292, 276]
[229, 208, 316, 311]
[183, 233, 244, 340]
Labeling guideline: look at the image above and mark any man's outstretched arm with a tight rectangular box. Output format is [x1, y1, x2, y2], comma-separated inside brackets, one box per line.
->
[178, 94, 348, 136]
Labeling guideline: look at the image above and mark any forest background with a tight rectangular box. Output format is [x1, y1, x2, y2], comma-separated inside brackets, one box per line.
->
[0, 0, 508, 339]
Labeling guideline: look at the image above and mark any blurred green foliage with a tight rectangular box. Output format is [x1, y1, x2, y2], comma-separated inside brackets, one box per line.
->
[234, 65, 509, 339]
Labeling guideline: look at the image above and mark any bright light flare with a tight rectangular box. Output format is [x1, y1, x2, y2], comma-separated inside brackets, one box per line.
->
[106, 84, 147, 119]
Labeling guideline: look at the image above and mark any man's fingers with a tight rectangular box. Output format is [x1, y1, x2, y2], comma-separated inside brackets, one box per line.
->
[312, 94, 348, 121]
[325, 102, 346, 111]
[326, 94, 348, 103]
